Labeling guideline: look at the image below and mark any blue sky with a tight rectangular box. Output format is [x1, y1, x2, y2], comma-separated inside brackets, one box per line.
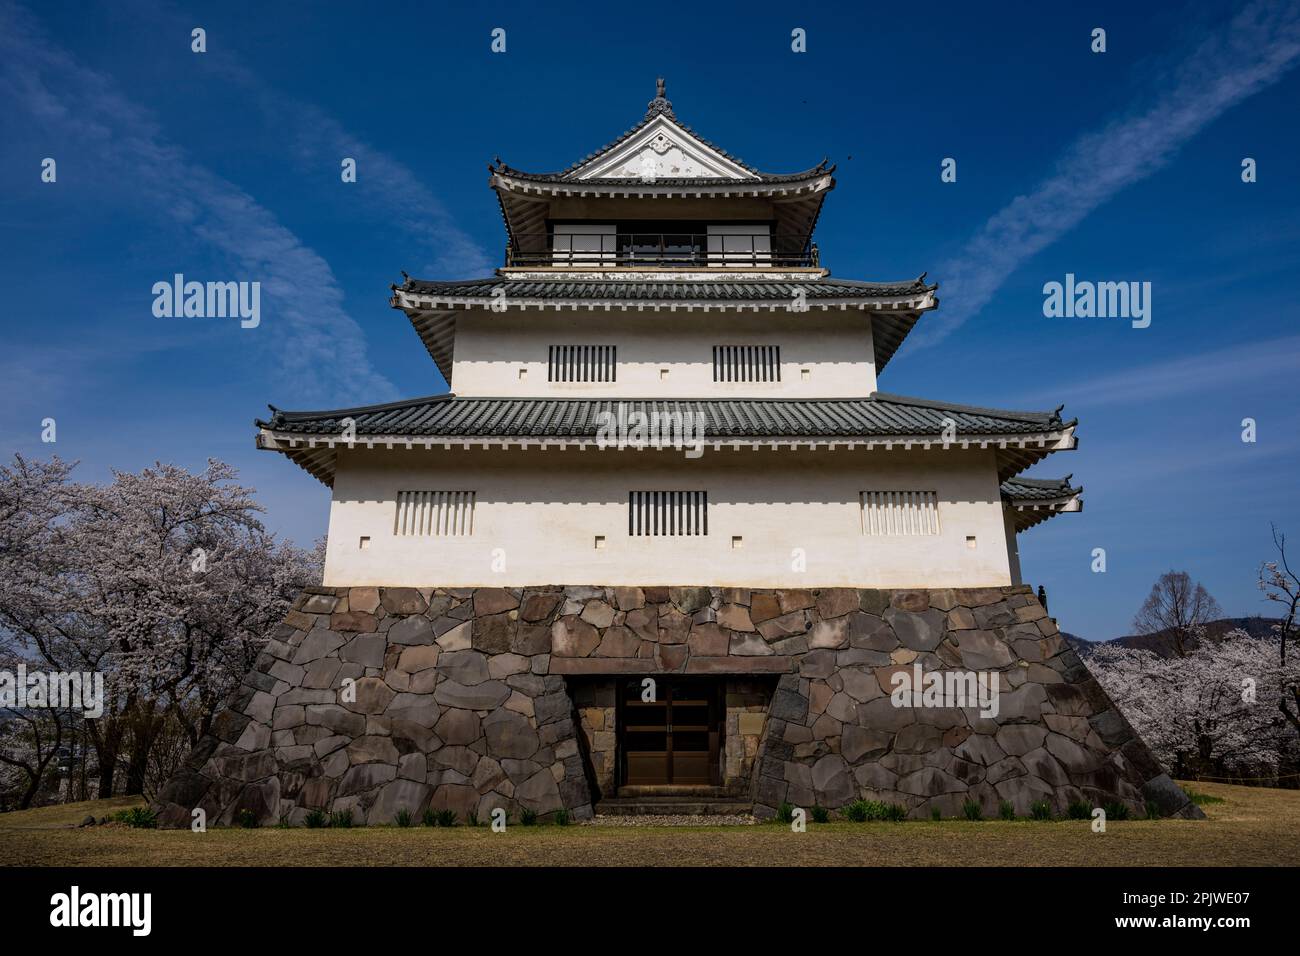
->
[2, 0, 1298, 640]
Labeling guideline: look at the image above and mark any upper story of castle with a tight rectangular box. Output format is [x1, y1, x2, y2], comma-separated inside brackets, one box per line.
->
[488, 78, 834, 273]
[390, 80, 938, 399]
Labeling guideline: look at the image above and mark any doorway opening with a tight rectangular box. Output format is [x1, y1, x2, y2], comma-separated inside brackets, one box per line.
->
[617, 677, 723, 789]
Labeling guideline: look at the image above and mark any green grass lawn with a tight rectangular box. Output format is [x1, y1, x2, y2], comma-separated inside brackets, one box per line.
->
[1, 782, 1296, 867]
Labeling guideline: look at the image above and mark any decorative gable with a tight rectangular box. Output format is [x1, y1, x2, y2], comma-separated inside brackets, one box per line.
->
[572, 113, 759, 181]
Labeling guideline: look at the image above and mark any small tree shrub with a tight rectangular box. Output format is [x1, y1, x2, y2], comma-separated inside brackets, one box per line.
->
[114, 807, 158, 829]
[1067, 800, 1092, 820]
[235, 809, 260, 829]
[1180, 787, 1224, 806]
[844, 799, 908, 822]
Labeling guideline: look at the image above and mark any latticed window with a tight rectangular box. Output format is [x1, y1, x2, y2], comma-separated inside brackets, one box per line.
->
[394, 491, 476, 536]
[860, 490, 940, 536]
[712, 345, 781, 382]
[629, 491, 708, 536]
[549, 345, 617, 382]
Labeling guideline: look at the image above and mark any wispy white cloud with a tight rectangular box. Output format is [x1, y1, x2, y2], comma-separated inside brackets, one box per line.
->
[228, 82, 494, 279]
[111, 0, 492, 279]
[910, 0, 1300, 350]
[0, 1, 399, 406]
[1012, 334, 1300, 409]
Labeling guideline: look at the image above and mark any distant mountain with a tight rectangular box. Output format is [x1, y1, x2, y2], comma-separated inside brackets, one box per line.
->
[1065, 617, 1280, 658]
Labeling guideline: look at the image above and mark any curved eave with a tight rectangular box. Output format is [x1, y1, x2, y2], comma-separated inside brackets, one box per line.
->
[490, 169, 836, 194]
[1002, 487, 1084, 532]
[490, 171, 835, 251]
[256, 422, 1075, 488]
[389, 284, 937, 381]
[1005, 495, 1083, 532]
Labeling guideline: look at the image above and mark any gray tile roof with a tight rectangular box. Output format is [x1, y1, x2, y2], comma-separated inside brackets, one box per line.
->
[486, 83, 836, 260]
[258, 392, 1070, 439]
[395, 275, 934, 301]
[1001, 476, 1083, 532]
[493, 164, 835, 187]
[257, 394, 1076, 487]
[487, 84, 830, 185]
[391, 275, 938, 375]
[1001, 475, 1081, 501]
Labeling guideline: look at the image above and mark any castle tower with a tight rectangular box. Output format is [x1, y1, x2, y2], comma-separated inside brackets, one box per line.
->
[157, 83, 1196, 825]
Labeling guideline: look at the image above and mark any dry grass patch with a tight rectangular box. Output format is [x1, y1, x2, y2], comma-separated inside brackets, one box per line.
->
[1, 781, 1296, 867]
[0, 796, 143, 830]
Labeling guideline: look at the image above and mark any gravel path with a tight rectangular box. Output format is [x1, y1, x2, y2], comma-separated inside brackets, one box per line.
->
[583, 813, 757, 827]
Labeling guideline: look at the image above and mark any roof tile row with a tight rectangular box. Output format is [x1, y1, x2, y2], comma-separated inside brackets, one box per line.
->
[259, 393, 1070, 439]
[395, 276, 936, 301]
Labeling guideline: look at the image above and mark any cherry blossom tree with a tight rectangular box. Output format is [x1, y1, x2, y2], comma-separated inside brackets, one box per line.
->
[0, 454, 319, 799]
[1088, 632, 1299, 780]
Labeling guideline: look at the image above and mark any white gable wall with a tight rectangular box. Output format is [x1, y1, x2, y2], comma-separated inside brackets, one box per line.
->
[448, 308, 878, 398]
[573, 115, 758, 181]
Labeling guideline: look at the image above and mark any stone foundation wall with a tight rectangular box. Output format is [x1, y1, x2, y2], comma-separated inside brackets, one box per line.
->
[725, 678, 774, 794]
[155, 584, 1201, 826]
[572, 680, 617, 798]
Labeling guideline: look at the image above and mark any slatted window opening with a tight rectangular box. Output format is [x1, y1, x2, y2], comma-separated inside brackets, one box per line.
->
[713, 345, 781, 382]
[860, 490, 940, 536]
[549, 345, 617, 382]
[629, 491, 708, 536]
[394, 491, 476, 537]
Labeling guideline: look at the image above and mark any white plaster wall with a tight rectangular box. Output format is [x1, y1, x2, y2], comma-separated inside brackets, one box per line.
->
[322, 446, 1013, 589]
[449, 309, 877, 398]
[1003, 508, 1023, 586]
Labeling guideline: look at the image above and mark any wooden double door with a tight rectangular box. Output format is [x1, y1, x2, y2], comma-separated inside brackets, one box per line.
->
[618, 678, 722, 787]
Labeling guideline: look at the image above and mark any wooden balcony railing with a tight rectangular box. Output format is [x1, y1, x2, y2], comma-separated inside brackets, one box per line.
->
[505, 233, 818, 268]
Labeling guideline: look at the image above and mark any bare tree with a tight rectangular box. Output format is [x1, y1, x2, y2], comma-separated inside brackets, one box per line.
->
[0, 704, 68, 810]
[1133, 571, 1224, 658]
[1259, 525, 1300, 736]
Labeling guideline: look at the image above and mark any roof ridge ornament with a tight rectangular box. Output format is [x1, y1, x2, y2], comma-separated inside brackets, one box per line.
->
[646, 76, 674, 118]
